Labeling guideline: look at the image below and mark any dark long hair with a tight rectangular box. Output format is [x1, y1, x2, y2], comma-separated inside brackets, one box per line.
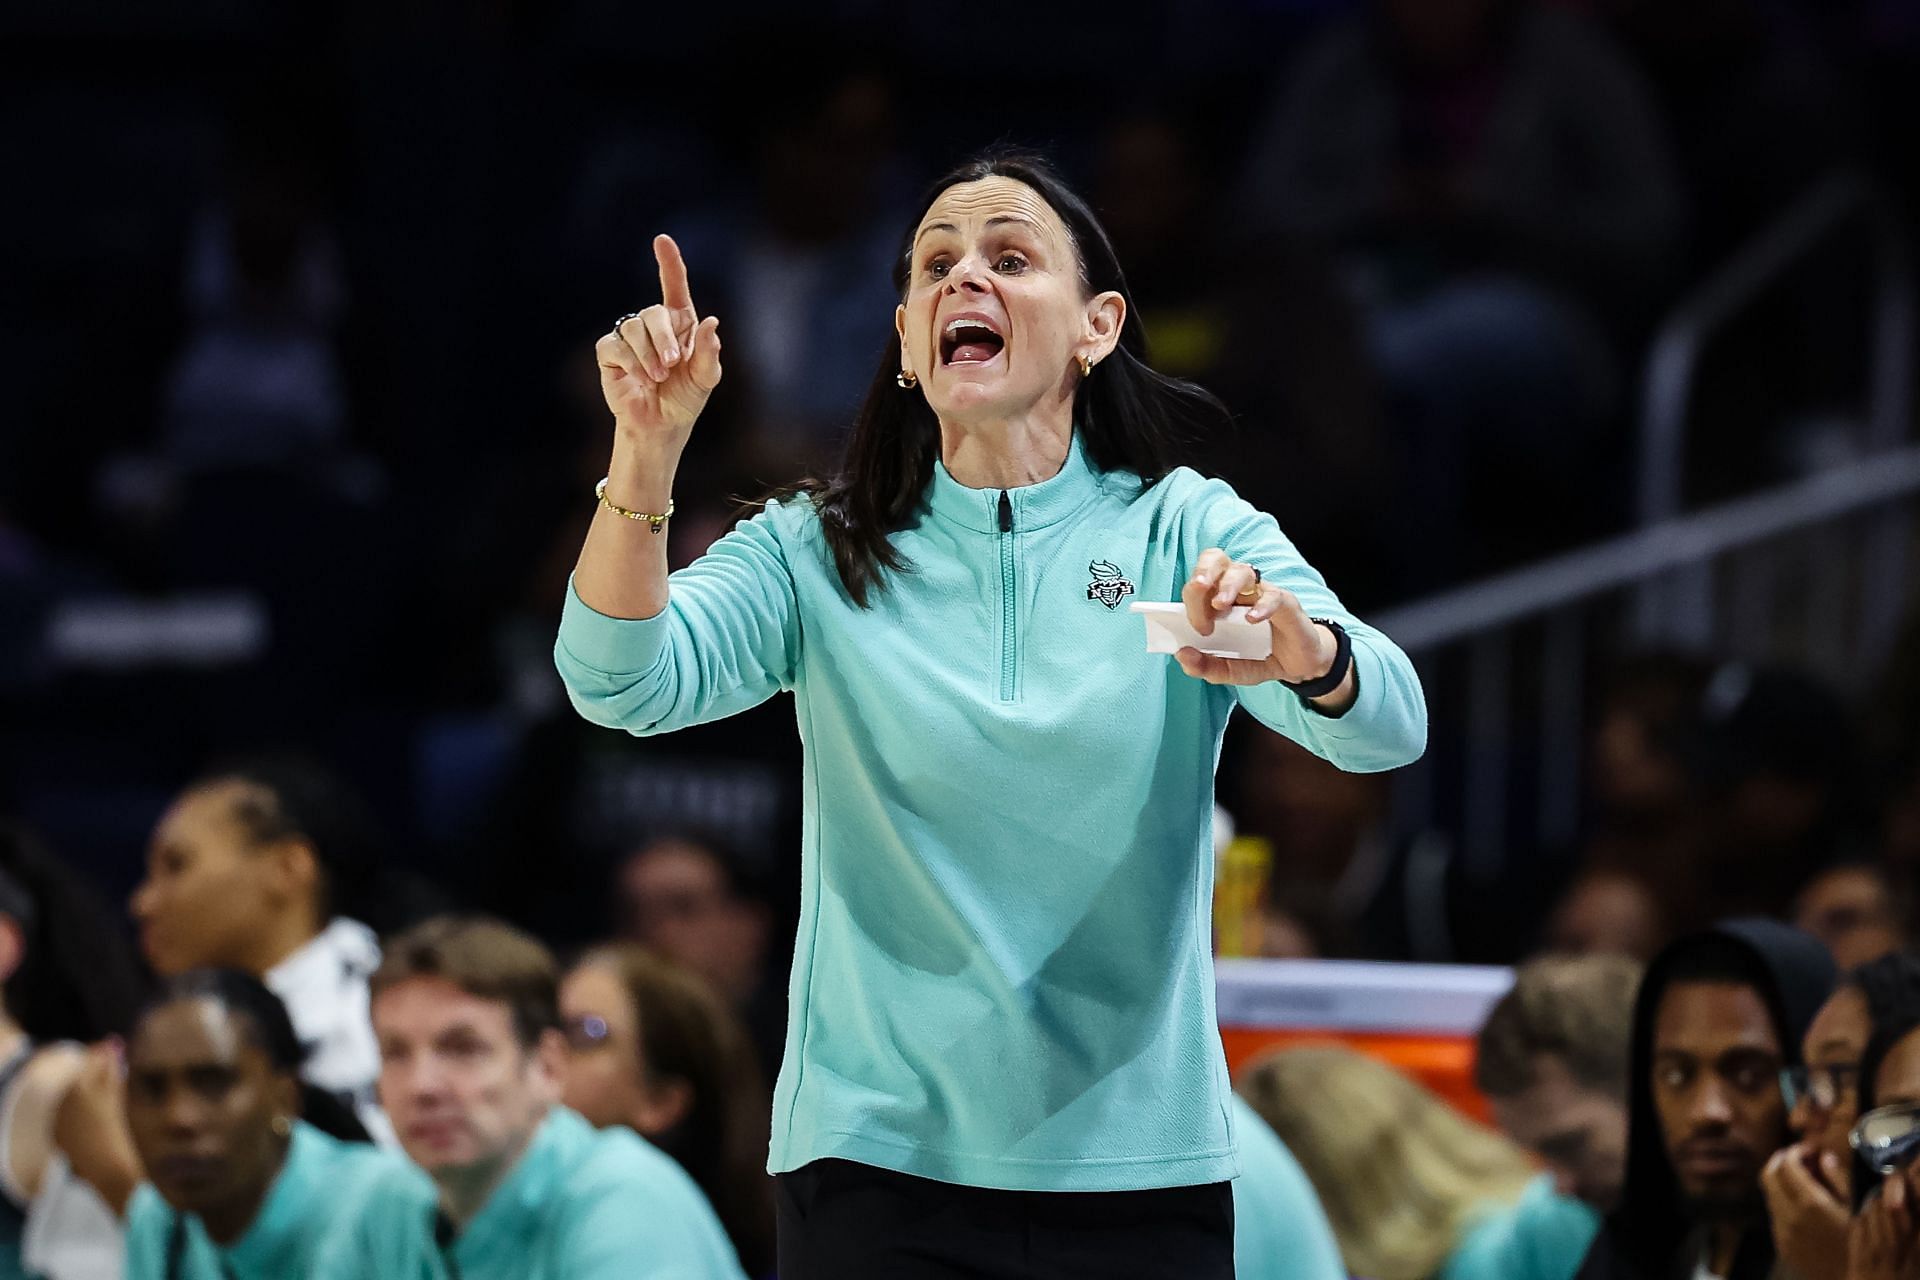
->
[1599, 920, 1834, 1280]
[135, 968, 370, 1143]
[578, 944, 774, 1276]
[0, 822, 150, 1042]
[801, 149, 1234, 605]
[1851, 952, 1920, 1206]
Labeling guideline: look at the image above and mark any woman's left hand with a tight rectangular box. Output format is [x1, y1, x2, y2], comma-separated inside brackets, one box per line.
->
[53, 1039, 142, 1217]
[1763, 1143, 1850, 1280]
[1175, 549, 1350, 703]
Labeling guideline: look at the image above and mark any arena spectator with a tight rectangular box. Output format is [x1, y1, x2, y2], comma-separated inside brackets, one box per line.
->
[1763, 952, 1920, 1280]
[1241, 0, 1683, 585]
[1795, 864, 1905, 971]
[616, 834, 785, 1083]
[559, 944, 775, 1277]
[1242, 1045, 1595, 1280]
[1476, 955, 1642, 1213]
[1682, 665, 1867, 925]
[673, 65, 909, 477]
[1846, 956, 1920, 1280]
[0, 823, 148, 1280]
[1888, 756, 1920, 883]
[131, 757, 391, 1141]
[1572, 654, 1713, 944]
[1226, 1092, 1348, 1280]
[1598, 0, 1865, 259]
[122, 970, 394, 1280]
[1543, 870, 1669, 963]
[1224, 727, 1542, 963]
[333, 916, 746, 1279]
[1587, 655, 1715, 832]
[1574, 920, 1834, 1280]
[1224, 729, 1393, 955]
[160, 105, 348, 474]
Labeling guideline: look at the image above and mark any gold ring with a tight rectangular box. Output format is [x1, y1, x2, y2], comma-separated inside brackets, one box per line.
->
[1236, 566, 1263, 601]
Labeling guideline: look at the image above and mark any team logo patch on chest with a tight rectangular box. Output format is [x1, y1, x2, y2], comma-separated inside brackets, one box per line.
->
[1085, 560, 1137, 610]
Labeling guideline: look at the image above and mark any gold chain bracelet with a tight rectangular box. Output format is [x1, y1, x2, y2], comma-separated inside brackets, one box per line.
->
[594, 477, 674, 533]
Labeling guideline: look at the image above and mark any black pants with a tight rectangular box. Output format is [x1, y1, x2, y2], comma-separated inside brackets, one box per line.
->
[774, 1158, 1234, 1279]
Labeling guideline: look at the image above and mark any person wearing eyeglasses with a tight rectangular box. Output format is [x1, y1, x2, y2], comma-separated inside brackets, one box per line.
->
[559, 945, 775, 1278]
[1573, 919, 1834, 1280]
[1841, 961, 1920, 1280]
[1763, 953, 1920, 1280]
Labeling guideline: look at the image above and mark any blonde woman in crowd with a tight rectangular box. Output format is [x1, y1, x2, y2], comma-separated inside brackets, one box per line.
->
[1241, 1045, 1594, 1280]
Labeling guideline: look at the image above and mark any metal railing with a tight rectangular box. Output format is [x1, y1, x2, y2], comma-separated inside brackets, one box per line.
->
[1370, 175, 1916, 891]
[1635, 173, 1915, 655]
[1637, 173, 1915, 526]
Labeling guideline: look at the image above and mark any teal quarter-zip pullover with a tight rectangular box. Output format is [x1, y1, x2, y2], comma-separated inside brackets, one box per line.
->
[556, 433, 1426, 1191]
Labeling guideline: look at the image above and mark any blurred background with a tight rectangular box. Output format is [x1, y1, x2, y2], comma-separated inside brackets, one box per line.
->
[5, 0, 1920, 1005]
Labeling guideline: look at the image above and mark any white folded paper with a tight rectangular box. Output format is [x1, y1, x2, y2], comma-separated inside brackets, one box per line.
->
[1129, 602, 1274, 661]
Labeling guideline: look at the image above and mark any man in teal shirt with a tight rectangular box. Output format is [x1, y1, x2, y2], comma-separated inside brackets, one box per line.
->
[1463, 954, 1644, 1280]
[318, 917, 745, 1280]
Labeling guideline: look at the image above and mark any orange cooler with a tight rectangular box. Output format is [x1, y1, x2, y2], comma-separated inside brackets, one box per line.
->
[1215, 958, 1515, 1122]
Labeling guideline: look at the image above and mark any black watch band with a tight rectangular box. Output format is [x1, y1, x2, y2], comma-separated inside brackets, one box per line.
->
[1281, 618, 1352, 700]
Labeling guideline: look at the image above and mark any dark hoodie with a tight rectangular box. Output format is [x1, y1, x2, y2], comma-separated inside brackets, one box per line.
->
[1574, 919, 1835, 1280]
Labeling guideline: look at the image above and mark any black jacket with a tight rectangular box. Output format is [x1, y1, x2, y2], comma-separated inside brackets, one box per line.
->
[1574, 918, 1835, 1280]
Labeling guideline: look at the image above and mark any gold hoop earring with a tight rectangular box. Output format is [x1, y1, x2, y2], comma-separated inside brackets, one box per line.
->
[896, 370, 918, 389]
[1078, 355, 1093, 378]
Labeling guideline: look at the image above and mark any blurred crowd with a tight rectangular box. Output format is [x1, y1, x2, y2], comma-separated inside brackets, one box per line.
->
[16, 766, 1920, 1277]
[1245, 927, 1920, 1280]
[1228, 643, 1920, 972]
[5, 0, 1919, 943]
[6, 0, 1920, 1275]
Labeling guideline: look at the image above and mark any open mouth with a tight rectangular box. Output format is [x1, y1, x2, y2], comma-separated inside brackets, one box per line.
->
[940, 314, 1005, 366]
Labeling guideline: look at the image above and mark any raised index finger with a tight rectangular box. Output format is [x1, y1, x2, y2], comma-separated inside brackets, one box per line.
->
[654, 234, 696, 318]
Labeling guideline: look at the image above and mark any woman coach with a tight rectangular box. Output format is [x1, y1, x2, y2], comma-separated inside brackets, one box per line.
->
[557, 150, 1426, 1277]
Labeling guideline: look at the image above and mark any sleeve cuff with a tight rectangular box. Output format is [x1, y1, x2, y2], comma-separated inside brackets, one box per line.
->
[558, 576, 670, 676]
[1297, 637, 1386, 736]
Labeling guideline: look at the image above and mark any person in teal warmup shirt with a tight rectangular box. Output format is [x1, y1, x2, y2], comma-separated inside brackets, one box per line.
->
[122, 970, 396, 1280]
[1229, 1093, 1346, 1280]
[560, 945, 777, 1277]
[560, 148, 1427, 1276]
[1443, 1175, 1603, 1280]
[317, 916, 745, 1280]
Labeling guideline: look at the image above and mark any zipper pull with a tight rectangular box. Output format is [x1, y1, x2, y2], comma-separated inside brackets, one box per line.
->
[998, 491, 1013, 533]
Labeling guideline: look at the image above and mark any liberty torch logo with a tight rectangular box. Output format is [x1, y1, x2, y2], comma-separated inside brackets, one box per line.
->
[1086, 560, 1136, 610]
